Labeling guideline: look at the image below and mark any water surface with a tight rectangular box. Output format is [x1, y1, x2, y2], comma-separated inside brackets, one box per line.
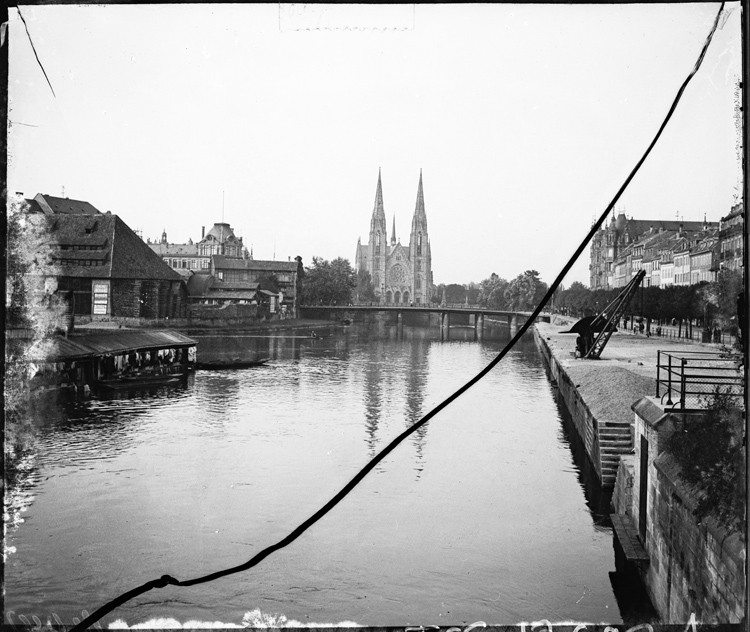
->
[6, 324, 636, 626]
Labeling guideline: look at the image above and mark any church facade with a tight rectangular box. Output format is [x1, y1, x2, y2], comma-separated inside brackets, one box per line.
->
[355, 170, 433, 305]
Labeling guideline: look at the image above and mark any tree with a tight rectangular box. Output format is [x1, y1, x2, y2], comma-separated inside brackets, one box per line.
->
[300, 257, 357, 305]
[504, 270, 548, 312]
[479, 273, 510, 310]
[444, 283, 467, 304]
[434, 283, 446, 305]
[355, 269, 377, 303]
[258, 273, 280, 294]
[466, 282, 481, 305]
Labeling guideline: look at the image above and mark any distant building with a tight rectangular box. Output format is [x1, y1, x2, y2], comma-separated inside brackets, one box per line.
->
[148, 223, 246, 272]
[23, 193, 187, 321]
[719, 202, 744, 273]
[589, 212, 717, 290]
[355, 170, 434, 305]
[186, 255, 300, 318]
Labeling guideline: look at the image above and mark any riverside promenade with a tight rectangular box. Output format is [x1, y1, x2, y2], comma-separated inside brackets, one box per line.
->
[533, 318, 726, 486]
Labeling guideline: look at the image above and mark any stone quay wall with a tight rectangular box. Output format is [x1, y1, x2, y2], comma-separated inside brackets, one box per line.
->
[630, 398, 745, 624]
[534, 324, 604, 481]
[533, 321, 653, 485]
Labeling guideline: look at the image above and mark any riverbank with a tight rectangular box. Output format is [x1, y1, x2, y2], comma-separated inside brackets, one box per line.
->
[72, 317, 337, 334]
[535, 318, 746, 623]
[533, 319, 724, 486]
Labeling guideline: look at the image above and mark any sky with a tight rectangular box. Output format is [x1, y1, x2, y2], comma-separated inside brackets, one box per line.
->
[7, 3, 743, 287]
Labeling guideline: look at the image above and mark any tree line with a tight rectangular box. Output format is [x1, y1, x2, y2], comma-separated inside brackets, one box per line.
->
[555, 270, 743, 335]
[296, 257, 743, 340]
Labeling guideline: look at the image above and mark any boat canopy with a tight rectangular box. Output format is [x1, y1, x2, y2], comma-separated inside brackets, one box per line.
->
[26, 331, 197, 363]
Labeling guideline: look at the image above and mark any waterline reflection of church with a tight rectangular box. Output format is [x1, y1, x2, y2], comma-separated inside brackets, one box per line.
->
[355, 170, 434, 305]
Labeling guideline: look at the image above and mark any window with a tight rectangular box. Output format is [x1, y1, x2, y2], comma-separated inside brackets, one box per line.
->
[218, 271, 224, 280]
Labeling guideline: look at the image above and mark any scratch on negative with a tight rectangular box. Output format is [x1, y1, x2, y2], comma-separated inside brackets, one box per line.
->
[16, 6, 56, 98]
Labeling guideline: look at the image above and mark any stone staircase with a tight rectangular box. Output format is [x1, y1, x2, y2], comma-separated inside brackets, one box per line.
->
[599, 421, 633, 486]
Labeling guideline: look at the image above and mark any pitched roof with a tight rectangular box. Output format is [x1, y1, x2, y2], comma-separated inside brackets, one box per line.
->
[45, 212, 181, 280]
[24, 198, 45, 214]
[212, 255, 297, 272]
[204, 290, 258, 300]
[613, 215, 717, 240]
[212, 279, 260, 291]
[200, 223, 240, 244]
[110, 216, 182, 280]
[149, 242, 201, 257]
[35, 193, 102, 215]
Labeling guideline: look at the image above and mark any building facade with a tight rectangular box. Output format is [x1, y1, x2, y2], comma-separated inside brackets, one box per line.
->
[589, 213, 717, 290]
[355, 170, 434, 305]
[719, 202, 744, 273]
[148, 222, 246, 272]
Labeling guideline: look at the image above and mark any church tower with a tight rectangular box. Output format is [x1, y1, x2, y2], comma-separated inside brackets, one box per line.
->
[409, 170, 432, 304]
[355, 169, 434, 305]
[368, 168, 388, 296]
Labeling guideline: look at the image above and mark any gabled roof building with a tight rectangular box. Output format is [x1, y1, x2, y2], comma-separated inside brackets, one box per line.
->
[23, 193, 187, 322]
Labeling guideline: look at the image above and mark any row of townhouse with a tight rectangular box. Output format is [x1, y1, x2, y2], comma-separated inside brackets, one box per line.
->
[613, 229, 720, 289]
[591, 204, 744, 290]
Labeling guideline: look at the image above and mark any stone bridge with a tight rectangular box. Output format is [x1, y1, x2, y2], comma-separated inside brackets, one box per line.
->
[300, 305, 540, 338]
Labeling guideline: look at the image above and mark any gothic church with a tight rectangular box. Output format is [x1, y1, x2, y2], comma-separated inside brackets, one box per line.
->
[355, 170, 433, 305]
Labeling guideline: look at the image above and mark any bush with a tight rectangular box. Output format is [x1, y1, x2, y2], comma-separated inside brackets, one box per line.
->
[665, 390, 746, 533]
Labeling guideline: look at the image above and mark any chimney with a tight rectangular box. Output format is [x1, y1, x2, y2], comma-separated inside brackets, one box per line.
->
[201, 226, 205, 238]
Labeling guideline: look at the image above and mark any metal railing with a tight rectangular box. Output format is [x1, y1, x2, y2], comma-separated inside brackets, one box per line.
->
[622, 324, 737, 347]
[655, 350, 744, 411]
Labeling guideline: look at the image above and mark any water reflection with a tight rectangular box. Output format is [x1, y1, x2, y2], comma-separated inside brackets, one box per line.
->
[6, 322, 638, 626]
[362, 337, 385, 456]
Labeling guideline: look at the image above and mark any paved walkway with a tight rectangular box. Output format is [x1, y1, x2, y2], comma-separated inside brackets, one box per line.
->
[535, 319, 730, 428]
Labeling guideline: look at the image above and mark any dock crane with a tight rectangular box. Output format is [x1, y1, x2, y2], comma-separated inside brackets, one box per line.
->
[561, 270, 646, 359]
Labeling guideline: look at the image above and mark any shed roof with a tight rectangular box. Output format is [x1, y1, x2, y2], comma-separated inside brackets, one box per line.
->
[28, 331, 197, 362]
[212, 255, 298, 272]
[203, 290, 258, 300]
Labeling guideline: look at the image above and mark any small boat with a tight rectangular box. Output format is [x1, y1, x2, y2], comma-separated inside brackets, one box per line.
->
[196, 357, 270, 370]
[96, 373, 185, 390]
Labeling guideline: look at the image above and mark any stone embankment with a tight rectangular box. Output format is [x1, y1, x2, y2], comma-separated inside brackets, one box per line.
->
[533, 319, 715, 486]
[73, 317, 336, 335]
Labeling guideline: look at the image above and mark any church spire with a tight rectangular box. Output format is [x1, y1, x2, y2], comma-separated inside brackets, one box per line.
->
[391, 215, 397, 245]
[373, 167, 385, 220]
[411, 169, 428, 235]
[415, 169, 425, 216]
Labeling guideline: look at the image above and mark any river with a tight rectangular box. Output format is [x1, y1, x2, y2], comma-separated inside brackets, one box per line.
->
[5, 322, 655, 627]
